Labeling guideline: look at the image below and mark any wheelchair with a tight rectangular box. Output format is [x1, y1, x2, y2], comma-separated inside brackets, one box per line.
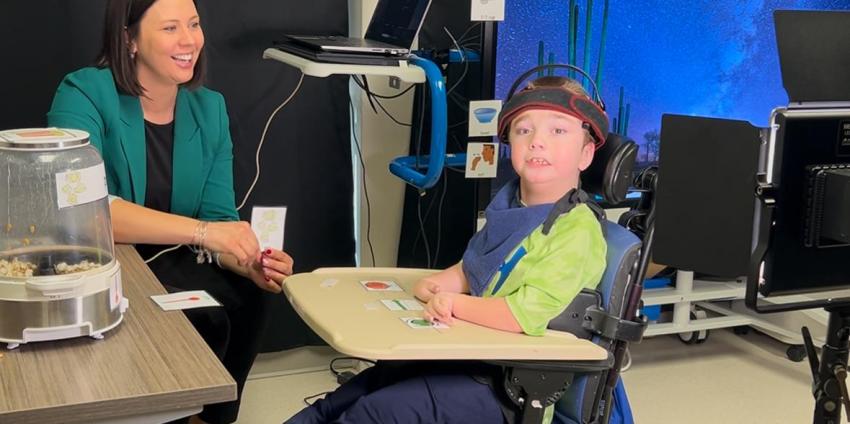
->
[492, 132, 652, 424]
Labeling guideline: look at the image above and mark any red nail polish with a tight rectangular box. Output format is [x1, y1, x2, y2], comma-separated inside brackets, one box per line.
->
[264, 249, 272, 255]
[265, 277, 270, 282]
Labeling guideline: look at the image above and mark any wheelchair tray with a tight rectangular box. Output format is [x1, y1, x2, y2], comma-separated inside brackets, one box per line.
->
[284, 268, 609, 361]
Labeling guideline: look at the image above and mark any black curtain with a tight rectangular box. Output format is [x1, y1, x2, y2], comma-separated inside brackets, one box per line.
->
[0, 0, 354, 352]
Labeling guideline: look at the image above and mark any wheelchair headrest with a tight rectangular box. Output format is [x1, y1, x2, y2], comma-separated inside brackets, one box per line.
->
[581, 132, 639, 204]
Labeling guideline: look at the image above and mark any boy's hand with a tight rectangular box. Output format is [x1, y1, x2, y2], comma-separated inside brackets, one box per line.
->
[413, 278, 441, 302]
[424, 292, 455, 325]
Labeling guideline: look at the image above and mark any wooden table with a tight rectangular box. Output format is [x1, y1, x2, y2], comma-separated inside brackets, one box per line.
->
[0, 245, 236, 424]
[284, 267, 609, 361]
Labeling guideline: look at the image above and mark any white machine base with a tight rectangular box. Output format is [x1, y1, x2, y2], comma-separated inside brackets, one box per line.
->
[5, 297, 128, 349]
[0, 261, 128, 348]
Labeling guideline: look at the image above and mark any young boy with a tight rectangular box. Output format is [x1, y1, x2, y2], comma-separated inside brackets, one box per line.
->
[285, 76, 608, 424]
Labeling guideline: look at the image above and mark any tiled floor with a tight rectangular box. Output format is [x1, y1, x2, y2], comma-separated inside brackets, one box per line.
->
[235, 328, 825, 423]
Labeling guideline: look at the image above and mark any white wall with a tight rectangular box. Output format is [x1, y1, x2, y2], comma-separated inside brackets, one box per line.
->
[348, 0, 417, 267]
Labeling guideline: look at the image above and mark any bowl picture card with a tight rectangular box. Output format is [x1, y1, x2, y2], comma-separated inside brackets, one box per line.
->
[468, 100, 503, 137]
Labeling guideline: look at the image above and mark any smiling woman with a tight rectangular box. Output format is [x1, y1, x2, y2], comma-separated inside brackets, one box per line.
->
[46, 0, 296, 423]
[126, 0, 205, 123]
[98, 0, 207, 99]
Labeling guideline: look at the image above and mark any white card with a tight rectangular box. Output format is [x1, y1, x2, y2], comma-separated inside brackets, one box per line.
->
[320, 278, 339, 288]
[468, 100, 502, 137]
[55, 163, 108, 209]
[465, 142, 498, 179]
[251, 206, 287, 250]
[381, 299, 424, 311]
[401, 317, 448, 329]
[151, 290, 221, 311]
[359, 279, 403, 292]
[471, 0, 505, 21]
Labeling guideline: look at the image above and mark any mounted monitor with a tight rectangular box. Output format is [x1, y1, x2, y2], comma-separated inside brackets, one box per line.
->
[748, 107, 850, 309]
[747, 10, 850, 312]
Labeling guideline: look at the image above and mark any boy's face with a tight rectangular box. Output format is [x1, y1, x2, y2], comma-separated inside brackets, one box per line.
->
[508, 109, 594, 193]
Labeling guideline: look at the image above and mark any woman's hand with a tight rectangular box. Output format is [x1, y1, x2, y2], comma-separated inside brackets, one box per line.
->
[424, 292, 456, 325]
[203, 221, 260, 267]
[244, 248, 294, 293]
[260, 248, 294, 285]
[413, 278, 441, 302]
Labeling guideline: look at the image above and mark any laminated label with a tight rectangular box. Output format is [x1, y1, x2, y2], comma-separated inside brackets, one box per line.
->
[55, 163, 108, 209]
[110, 270, 123, 311]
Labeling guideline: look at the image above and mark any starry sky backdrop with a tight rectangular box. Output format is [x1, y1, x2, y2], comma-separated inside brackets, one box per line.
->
[496, 0, 850, 161]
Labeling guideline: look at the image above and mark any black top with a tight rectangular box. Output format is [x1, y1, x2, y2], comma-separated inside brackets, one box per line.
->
[143, 119, 174, 212]
[137, 119, 174, 260]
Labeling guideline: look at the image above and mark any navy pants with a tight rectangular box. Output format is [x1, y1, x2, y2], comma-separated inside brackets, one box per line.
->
[286, 361, 508, 424]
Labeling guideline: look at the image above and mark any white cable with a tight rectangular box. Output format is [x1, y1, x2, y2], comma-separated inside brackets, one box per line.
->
[444, 26, 464, 62]
[144, 244, 184, 264]
[237, 72, 305, 211]
[443, 27, 468, 95]
[145, 72, 305, 263]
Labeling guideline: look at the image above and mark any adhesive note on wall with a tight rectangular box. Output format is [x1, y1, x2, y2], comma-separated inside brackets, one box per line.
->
[468, 100, 503, 137]
[465, 142, 499, 179]
[471, 0, 505, 21]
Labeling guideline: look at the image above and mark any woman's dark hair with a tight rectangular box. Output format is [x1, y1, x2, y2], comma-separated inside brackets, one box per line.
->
[95, 0, 206, 96]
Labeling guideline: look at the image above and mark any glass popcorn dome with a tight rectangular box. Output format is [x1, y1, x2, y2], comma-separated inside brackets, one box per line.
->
[0, 128, 114, 277]
[0, 128, 126, 348]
